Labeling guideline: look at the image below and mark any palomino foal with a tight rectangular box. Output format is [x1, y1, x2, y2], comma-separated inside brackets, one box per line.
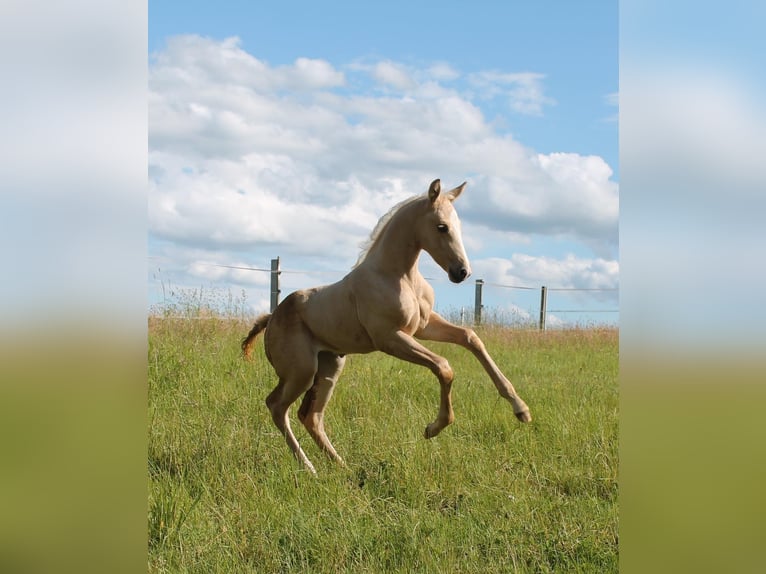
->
[242, 179, 531, 473]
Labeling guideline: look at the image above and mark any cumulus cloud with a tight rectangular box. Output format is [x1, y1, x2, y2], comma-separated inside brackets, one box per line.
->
[457, 153, 618, 257]
[151, 35, 345, 93]
[148, 35, 618, 314]
[473, 254, 619, 293]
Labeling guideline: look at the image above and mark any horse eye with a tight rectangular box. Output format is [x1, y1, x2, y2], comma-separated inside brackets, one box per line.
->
[436, 224, 449, 233]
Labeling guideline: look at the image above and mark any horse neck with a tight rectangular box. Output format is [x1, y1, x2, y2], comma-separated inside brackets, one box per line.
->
[361, 202, 422, 278]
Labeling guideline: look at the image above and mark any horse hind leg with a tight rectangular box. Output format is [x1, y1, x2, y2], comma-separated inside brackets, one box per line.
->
[266, 376, 318, 474]
[265, 350, 320, 474]
[297, 352, 346, 466]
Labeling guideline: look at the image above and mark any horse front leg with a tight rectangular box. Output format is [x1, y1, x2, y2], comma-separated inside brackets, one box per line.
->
[375, 330, 456, 438]
[416, 312, 532, 423]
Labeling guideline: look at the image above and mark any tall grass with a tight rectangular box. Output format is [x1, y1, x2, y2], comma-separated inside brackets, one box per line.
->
[148, 297, 617, 573]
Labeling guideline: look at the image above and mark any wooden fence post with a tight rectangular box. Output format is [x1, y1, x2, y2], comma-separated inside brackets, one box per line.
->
[539, 285, 547, 330]
[270, 257, 281, 312]
[474, 279, 484, 325]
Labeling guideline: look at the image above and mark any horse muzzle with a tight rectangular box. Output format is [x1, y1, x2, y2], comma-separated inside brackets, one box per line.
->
[448, 265, 471, 283]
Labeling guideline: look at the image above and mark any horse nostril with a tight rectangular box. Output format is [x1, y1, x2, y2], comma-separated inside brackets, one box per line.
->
[449, 266, 469, 283]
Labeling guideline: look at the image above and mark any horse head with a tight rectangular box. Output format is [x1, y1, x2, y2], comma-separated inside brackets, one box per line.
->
[420, 179, 472, 283]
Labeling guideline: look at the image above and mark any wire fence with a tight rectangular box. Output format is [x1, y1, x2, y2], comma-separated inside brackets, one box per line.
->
[476, 279, 617, 329]
[150, 256, 618, 329]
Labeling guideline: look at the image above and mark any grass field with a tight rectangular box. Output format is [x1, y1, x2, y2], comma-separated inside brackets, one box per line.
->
[148, 316, 617, 573]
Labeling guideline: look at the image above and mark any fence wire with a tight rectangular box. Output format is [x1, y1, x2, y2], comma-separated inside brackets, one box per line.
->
[150, 256, 619, 325]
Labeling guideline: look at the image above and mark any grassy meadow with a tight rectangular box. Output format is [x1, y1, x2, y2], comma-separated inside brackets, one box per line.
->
[148, 312, 617, 573]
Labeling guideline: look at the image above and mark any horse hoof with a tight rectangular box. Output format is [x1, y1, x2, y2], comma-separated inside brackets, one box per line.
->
[424, 424, 436, 439]
[515, 410, 532, 423]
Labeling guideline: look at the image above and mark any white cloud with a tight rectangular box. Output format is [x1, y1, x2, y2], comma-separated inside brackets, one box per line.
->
[428, 62, 460, 81]
[148, 35, 618, 314]
[473, 254, 619, 293]
[468, 71, 556, 116]
[291, 57, 346, 89]
[151, 35, 345, 94]
[373, 60, 416, 90]
[354, 59, 460, 92]
[458, 153, 618, 257]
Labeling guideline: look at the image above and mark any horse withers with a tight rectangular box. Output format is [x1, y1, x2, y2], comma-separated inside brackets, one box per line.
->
[242, 179, 531, 474]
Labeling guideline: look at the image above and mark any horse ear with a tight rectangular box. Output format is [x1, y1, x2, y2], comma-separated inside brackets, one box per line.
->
[447, 182, 467, 202]
[428, 179, 441, 202]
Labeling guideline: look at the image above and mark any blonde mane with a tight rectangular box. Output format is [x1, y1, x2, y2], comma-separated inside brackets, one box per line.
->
[353, 194, 424, 268]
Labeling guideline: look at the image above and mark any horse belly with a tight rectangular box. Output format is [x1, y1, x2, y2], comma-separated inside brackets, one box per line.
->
[300, 286, 376, 354]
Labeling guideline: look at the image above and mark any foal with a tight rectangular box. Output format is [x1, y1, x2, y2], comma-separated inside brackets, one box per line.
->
[243, 179, 531, 473]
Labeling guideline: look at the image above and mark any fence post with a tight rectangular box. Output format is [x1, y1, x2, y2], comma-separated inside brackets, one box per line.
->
[539, 285, 547, 330]
[270, 257, 281, 312]
[474, 279, 484, 325]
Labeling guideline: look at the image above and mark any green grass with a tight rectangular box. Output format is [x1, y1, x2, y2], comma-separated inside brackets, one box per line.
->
[148, 317, 617, 573]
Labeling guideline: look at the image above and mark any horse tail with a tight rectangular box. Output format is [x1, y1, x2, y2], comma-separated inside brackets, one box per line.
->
[241, 313, 272, 360]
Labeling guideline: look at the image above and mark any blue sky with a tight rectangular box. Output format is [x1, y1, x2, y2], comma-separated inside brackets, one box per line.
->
[148, 1, 619, 325]
[150, 1, 618, 170]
